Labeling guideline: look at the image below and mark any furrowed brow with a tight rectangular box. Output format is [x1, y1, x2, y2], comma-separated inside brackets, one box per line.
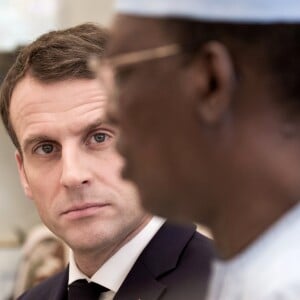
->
[82, 118, 104, 134]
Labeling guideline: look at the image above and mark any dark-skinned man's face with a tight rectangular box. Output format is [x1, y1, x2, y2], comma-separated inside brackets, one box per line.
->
[105, 15, 217, 221]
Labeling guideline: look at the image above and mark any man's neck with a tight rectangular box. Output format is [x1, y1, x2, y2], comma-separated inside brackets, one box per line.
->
[210, 198, 297, 260]
[73, 215, 152, 277]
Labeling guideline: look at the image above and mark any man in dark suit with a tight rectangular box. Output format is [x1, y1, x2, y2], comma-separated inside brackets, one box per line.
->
[18, 222, 213, 300]
[0, 23, 214, 300]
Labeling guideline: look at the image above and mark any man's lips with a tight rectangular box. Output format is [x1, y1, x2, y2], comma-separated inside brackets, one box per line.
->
[61, 203, 109, 219]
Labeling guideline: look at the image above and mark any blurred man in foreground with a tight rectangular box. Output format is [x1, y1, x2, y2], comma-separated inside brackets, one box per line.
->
[0, 23, 214, 300]
[104, 1, 300, 299]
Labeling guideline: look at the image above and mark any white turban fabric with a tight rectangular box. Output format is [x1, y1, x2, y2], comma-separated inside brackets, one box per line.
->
[116, 0, 300, 23]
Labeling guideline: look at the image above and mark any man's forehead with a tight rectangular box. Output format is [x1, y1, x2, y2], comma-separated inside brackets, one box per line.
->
[10, 76, 108, 137]
[109, 15, 171, 55]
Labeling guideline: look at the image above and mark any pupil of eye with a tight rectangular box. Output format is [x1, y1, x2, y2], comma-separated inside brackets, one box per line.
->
[94, 133, 106, 143]
[42, 144, 53, 153]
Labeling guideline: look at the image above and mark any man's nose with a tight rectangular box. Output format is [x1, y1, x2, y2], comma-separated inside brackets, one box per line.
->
[60, 147, 91, 189]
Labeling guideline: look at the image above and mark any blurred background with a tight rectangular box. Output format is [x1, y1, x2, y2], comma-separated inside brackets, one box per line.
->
[0, 1, 114, 299]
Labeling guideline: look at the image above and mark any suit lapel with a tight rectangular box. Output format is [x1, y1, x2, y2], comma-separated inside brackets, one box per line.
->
[113, 261, 165, 300]
[114, 222, 196, 300]
[48, 266, 69, 300]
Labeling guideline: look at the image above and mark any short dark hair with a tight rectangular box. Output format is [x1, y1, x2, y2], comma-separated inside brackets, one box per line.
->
[0, 23, 108, 151]
[163, 20, 300, 114]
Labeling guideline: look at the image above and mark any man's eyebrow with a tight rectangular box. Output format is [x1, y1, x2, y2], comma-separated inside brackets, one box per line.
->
[82, 118, 105, 134]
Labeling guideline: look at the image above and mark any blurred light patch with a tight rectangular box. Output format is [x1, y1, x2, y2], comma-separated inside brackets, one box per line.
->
[0, 0, 59, 50]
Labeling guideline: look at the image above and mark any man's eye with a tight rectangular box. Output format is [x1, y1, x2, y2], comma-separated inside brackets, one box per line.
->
[91, 132, 108, 144]
[114, 67, 132, 86]
[34, 144, 55, 155]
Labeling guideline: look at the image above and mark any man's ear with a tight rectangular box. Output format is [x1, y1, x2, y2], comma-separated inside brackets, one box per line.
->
[192, 41, 236, 124]
[15, 150, 33, 199]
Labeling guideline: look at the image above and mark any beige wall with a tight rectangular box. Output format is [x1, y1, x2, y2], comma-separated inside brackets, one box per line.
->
[58, 0, 115, 28]
[0, 123, 39, 245]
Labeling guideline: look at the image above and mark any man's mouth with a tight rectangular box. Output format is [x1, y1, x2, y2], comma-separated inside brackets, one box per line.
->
[62, 203, 109, 219]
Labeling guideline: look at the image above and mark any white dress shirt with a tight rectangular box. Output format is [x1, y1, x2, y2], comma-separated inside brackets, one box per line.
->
[206, 203, 300, 300]
[68, 216, 165, 300]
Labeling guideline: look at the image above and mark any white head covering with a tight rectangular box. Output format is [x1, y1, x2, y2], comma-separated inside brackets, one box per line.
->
[116, 0, 300, 23]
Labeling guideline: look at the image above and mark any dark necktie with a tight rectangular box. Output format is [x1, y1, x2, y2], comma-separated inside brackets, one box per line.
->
[68, 279, 109, 300]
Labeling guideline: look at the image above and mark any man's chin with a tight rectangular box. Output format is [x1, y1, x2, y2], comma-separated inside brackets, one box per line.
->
[140, 192, 191, 223]
[120, 159, 138, 186]
[139, 191, 166, 217]
[121, 162, 131, 180]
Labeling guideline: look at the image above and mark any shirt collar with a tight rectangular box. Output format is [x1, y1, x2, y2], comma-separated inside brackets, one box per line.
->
[69, 216, 165, 292]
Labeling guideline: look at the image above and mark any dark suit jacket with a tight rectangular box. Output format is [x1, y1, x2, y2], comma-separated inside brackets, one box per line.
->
[18, 222, 215, 300]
